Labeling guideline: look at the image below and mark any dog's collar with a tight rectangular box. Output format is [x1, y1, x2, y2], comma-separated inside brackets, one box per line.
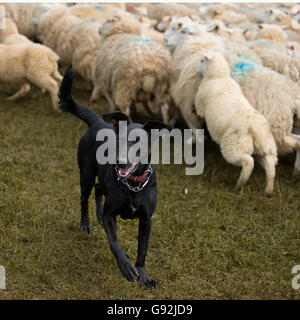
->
[115, 165, 153, 192]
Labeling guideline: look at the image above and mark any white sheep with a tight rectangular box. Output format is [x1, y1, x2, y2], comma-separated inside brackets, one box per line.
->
[165, 19, 260, 133]
[0, 43, 62, 109]
[92, 10, 174, 124]
[166, 21, 300, 175]
[147, 3, 197, 24]
[0, 18, 31, 44]
[195, 51, 277, 194]
[34, 4, 102, 84]
[3, 3, 47, 40]
[69, 3, 125, 22]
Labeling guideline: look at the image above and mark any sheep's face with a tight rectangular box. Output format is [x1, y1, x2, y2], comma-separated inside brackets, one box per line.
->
[32, 5, 52, 27]
[166, 24, 199, 49]
[255, 24, 287, 42]
[99, 13, 120, 36]
[157, 16, 173, 32]
[99, 11, 141, 37]
[164, 17, 194, 43]
[257, 8, 289, 24]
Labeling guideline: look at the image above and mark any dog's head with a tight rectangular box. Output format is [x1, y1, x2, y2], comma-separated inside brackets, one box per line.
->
[102, 112, 171, 179]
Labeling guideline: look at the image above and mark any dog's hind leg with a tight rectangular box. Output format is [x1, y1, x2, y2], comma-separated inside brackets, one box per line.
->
[95, 183, 103, 227]
[80, 169, 96, 234]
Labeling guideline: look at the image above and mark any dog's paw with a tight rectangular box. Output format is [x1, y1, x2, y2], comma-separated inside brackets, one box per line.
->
[79, 224, 92, 234]
[117, 255, 138, 282]
[136, 267, 158, 288]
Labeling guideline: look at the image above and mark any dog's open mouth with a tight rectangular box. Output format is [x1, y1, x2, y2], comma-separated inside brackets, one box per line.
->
[117, 163, 137, 179]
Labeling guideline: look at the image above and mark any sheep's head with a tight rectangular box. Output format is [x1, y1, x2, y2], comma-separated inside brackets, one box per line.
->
[157, 15, 174, 32]
[32, 4, 56, 27]
[257, 8, 289, 24]
[99, 10, 141, 37]
[255, 24, 287, 42]
[164, 16, 195, 43]
[205, 20, 233, 36]
[196, 53, 212, 76]
[165, 19, 205, 49]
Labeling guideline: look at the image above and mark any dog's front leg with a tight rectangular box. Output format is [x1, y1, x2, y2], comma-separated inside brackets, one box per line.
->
[136, 217, 157, 288]
[103, 213, 138, 282]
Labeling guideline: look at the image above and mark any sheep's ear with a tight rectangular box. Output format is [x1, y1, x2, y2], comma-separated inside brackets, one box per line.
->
[189, 14, 198, 21]
[206, 23, 217, 32]
[203, 52, 212, 60]
[107, 15, 119, 23]
[102, 112, 132, 124]
[181, 26, 189, 33]
[287, 43, 295, 50]
[265, 9, 273, 17]
[258, 24, 264, 29]
[177, 22, 183, 29]
[291, 19, 300, 30]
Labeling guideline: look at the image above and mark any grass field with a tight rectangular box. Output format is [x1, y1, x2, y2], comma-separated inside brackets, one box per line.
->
[0, 81, 300, 300]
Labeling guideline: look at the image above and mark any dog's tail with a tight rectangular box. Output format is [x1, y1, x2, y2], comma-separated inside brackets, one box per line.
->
[59, 66, 101, 127]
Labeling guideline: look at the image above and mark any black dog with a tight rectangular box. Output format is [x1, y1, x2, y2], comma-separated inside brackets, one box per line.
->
[59, 67, 171, 287]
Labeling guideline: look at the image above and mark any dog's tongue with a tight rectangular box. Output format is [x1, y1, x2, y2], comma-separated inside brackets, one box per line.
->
[118, 163, 136, 177]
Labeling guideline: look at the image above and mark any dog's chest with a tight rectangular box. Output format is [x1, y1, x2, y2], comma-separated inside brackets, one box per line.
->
[120, 202, 140, 220]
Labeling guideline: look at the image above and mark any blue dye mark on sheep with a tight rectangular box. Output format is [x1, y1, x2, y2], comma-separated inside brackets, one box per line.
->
[131, 37, 154, 43]
[232, 62, 255, 73]
[75, 18, 99, 26]
[94, 5, 104, 12]
[231, 61, 256, 82]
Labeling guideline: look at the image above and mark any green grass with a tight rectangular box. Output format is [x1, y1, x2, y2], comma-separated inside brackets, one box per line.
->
[0, 81, 300, 300]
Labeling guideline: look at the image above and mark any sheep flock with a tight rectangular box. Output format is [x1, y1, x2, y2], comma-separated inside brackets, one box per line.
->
[2, 2, 300, 194]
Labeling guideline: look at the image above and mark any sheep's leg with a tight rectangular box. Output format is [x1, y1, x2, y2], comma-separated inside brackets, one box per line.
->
[161, 103, 170, 124]
[52, 70, 63, 83]
[6, 83, 31, 101]
[30, 75, 59, 110]
[181, 106, 204, 144]
[294, 150, 300, 176]
[221, 137, 255, 191]
[32, 88, 46, 99]
[258, 155, 276, 195]
[90, 85, 102, 102]
[119, 104, 131, 117]
[180, 102, 204, 130]
[235, 155, 255, 191]
[103, 90, 116, 112]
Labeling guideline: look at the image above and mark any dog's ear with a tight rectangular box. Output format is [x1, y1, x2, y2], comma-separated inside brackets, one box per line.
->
[102, 112, 132, 124]
[143, 120, 172, 132]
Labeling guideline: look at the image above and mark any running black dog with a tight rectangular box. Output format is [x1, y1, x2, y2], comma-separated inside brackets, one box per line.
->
[59, 67, 171, 287]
